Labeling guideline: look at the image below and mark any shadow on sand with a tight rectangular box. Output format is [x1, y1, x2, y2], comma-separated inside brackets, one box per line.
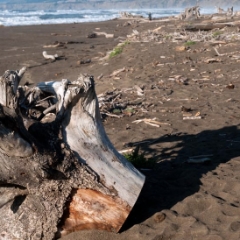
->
[121, 124, 240, 231]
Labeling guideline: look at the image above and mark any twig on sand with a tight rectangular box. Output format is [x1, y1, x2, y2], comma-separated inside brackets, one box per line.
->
[118, 148, 134, 154]
[132, 118, 171, 127]
[110, 67, 126, 77]
[94, 31, 114, 38]
[213, 47, 225, 56]
[183, 116, 202, 120]
[101, 112, 122, 118]
[42, 51, 59, 61]
[187, 154, 213, 163]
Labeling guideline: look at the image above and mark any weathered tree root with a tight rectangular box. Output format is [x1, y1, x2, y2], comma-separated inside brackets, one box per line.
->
[0, 68, 145, 240]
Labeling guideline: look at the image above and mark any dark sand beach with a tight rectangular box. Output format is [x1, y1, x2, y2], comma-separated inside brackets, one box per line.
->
[1, 15, 240, 240]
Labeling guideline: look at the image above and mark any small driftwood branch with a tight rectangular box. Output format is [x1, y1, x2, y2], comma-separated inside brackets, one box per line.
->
[187, 154, 213, 163]
[213, 47, 225, 56]
[132, 118, 171, 127]
[42, 51, 59, 60]
[94, 31, 114, 38]
[183, 116, 202, 120]
[110, 67, 126, 77]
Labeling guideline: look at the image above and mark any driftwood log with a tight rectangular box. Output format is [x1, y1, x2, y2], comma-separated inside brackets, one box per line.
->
[0, 68, 145, 240]
[184, 20, 240, 31]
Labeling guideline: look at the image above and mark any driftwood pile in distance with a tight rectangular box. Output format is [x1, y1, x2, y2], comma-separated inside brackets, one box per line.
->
[123, 6, 240, 43]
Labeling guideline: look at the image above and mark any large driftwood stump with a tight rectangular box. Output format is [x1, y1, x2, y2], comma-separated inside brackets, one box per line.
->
[179, 6, 200, 20]
[0, 68, 145, 240]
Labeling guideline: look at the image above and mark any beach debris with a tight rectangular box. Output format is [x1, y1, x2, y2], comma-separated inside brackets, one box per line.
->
[216, 6, 225, 14]
[43, 41, 66, 48]
[204, 58, 221, 63]
[97, 86, 160, 119]
[43, 41, 84, 48]
[216, 6, 234, 15]
[226, 83, 235, 89]
[110, 67, 126, 77]
[42, 51, 59, 60]
[122, 20, 140, 27]
[50, 32, 71, 37]
[182, 110, 202, 120]
[77, 59, 91, 65]
[187, 154, 213, 163]
[94, 31, 114, 38]
[122, 108, 135, 116]
[213, 47, 225, 56]
[183, 116, 202, 120]
[87, 33, 97, 38]
[184, 19, 240, 31]
[134, 85, 144, 96]
[102, 112, 123, 118]
[175, 46, 186, 52]
[118, 148, 134, 154]
[55, 72, 63, 77]
[152, 26, 162, 33]
[231, 55, 240, 59]
[125, 16, 240, 44]
[132, 118, 171, 127]
[181, 106, 192, 112]
[119, 12, 144, 19]
[97, 73, 103, 80]
[168, 75, 189, 85]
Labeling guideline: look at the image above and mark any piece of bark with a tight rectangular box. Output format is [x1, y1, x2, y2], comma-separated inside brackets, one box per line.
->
[0, 69, 145, 240]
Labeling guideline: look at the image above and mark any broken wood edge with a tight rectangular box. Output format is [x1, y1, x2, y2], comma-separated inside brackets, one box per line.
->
[60, 189, 132, 236]
[0, 69, 145, 238]
[57, 75, 145, 236]
[60, 74, 145, 204]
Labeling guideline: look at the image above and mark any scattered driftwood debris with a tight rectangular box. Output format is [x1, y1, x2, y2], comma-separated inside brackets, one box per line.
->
[0, 68, 145, 239]
[122, 6, 240, 44]
[97, 83, 157, 119]
[216, 6, 234, 15]
[77, 59, 91, 65]
[132, 118, 171, 128]
[43, 40, 84, 48]
[184, 21, 240, 31]
[126, 18, 240, 44]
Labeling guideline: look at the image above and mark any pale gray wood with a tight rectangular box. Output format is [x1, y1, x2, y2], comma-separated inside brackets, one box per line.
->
[0, 69, 145, 240]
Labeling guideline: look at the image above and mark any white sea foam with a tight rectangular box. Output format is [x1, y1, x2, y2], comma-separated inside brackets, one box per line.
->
[0, 8, 216, 26]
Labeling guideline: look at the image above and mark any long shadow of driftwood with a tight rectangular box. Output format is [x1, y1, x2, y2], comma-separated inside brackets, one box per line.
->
[121, 124, 240, 231]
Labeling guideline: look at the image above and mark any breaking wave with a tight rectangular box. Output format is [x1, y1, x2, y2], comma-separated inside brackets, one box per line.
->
[0, 8, 215, 26]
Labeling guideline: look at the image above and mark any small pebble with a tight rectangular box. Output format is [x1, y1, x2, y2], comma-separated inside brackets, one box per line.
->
[153, 212, 166, 223]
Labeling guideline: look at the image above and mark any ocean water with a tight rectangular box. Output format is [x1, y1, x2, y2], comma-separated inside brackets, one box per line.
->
[0, 8, 215, 26]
